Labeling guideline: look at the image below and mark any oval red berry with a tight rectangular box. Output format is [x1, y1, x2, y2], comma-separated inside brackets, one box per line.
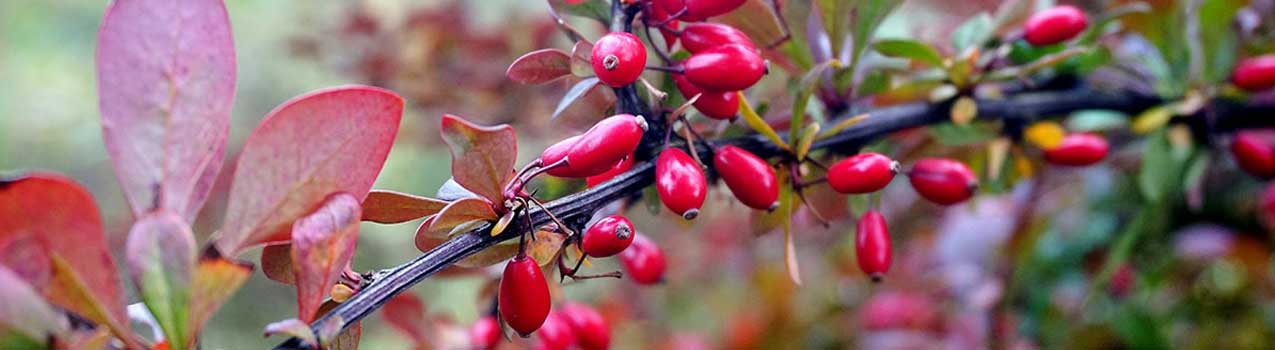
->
[560, 302, 610, 350]
[656, 147, 708, 219]
[567, 114, 647, 177]
[673, 74, 739, 119]
[541, 135, 592, 178]
[656, 0, 747, 21]
[470, 315, 501, 350]
[908, 158, 978, 205]
[1233, 55, 1275, 92]
[683, 44, 765, 91]
[1232, 131, 1275, 178]
[680, 23, 754, 53]
[499, 255, 551, 336]
[855, 210, 891, 282]
[828, 153, 897, 194]
[537, 311, 576, 350]
[591, 32, 648, 87]
[1023, 5, 1088, 46]
[581, 215, 635, 258]
[1043, 133, 1109, 166]
[620, 233, 666, 285]
[586, 153, 634, 187]
[712, 145, 778, 210]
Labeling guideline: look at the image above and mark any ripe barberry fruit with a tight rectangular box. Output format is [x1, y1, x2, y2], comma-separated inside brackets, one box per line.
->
[591, 32, 648, 87]
[567, 114, 647, 176]
[1043, 133, 1109, 166]
[620, 233, 666, 285]
[560, 302, 611, 350]
[828, 153, 898, 194]
[712, 145, 778, 210]
[908, 158, 978, 205]
[581, 215, 635, 258]
[672, 74, 739, 119]
[855, 210, 891, 282]
[1231, 131, 1275, 178]
[1233, 55, 1275, 92]
[680, 23, 754, 53]
[656, 147, 708, 219]
[1023, 5, 1088, 46]
[682, 44, 765, 91]
[541, 135, 591, 178]
[536, 311, 577, 350]
[655, 0, 747, 21]
[470, 315, 501, 350]
[499, 255, 551, 336]
[644, 4, 681, 50]
[586, 153, 634, 187]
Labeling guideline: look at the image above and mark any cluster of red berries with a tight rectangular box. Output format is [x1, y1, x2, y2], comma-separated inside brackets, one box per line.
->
[471, 301, 611, 350]
[672, 23, 765, 119]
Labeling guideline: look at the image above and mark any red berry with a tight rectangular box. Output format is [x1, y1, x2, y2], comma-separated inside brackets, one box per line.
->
[560, 302, 610, 350]
[656, 147, 708, 219]
[620, 233, 666, 285]
[1023, 5, 1088, 46]
[1232, 131, 1275, 178]
[470, 316, 502, 350]
[712, 145, 778, 210]
[672, 74, 739, 119]
[591, 32, 648, 87]
[499, 255, 551, 336]
[656, 0, 747, 21]
[859, 291, 938, 331]
[541, 135, 591, 178]
[644, 4, 681, 50]
[568, 114, 647, 175]
[855, 210, 891, 282]
[581, 215, 635, 258]
[828, 153, 897, 194]
[679, 23, 754, 53]
[586, 153, 634, 187]
[682, 44, 765, 91]
[1233, 55, 1275, 92]
[908, 158, 978, 205]
[1043, 133, 1109, 166]
[536, 311, 576, 350]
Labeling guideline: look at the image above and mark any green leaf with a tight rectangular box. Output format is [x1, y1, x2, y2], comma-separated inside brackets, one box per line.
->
[1137, 129, 1193, 203]
[928, 123, 997, 146]
[791, 59, 841, 147]
[873, 39, 945, 67]
[950, 12, 993, 54]
[847, 0, 903, 69]
[440, 114, 518, 204]
[547, 0, 609, 24]
[795, 122, 822, 161]
[857, 69, 892, 96]
[125, 211, 196, 350]
[1065, 110, 1129, 132]
[738, 93, 790, 151]
[1195, 0, 1243, 84]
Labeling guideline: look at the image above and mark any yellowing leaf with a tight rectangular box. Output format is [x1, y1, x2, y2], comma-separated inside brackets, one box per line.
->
[1131, 105, 1173, 134]
[795, 122, 821, 161]
[987, 137, 1011, 182]
[818, 113, 869, 140]
[187, 248, 251, 349]
[738, 93, 789, 151]
[950, 96, 978, 125]
[1024, 121, 1066, 149]
[526, 230, 567, 267]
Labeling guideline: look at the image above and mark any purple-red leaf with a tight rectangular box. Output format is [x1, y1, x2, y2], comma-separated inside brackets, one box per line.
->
[507, 48, 572, 84]
[381, 293, 428, 345]
[187, 247, 251, 348]
[216, 86, 402, 255]
[439, 114, 517, 204]
[552, 77, 617, 128]
[423, 197, 498, 237]
[125, 211, 196, 349]
[0, 265, 68, 348]
[261, 244, 296, 285]
[96, 0, 236, 222]
[290, 193, 362, 322]
[0, 173, 133, 343]
[361, 190, 448, 224]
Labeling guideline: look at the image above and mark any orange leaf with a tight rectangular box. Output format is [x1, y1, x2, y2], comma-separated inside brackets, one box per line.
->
[361, 190, 448, 224]
[186, 248, 251, 349]
[426, 198, 498, 236]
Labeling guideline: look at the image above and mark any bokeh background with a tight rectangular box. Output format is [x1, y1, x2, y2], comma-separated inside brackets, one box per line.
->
[4, 0, 1275, 349]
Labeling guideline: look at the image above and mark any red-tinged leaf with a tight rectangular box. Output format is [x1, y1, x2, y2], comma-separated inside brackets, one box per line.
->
[439, 114, 517, 204]
[291, 193, 361, 322]
[264, 318, 317, 349]
[186, 248, 251, 349]
[0, 173, 129, 339]
[570, 40, 594, 77]
[48, 255, 145, 348]
[552, 77, 617, 128]
[125, 211, 196, 350]
[261, 244, 296, 285]
[426, 198, 498, 236]
[507, 49, 572, 85]
[361, 190, 448, 224]
[714, 0, 788, 47]
[96, 0, 235, 222]
[0, 266, 68, 348]
[216, 86, 403, 255]
[381, 293, 428, 345]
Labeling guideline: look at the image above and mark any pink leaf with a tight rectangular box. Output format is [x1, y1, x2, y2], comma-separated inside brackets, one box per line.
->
[0, 173, 129, 336]
[439, 114, 517, 204]
[381, 293, 428, 344]
[216, 86, 402, 255]
[507, 48, 572, 84]
[96, 0, 236, 222]
[0, 265, 68, 347]
[290, 193, 361, 322]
